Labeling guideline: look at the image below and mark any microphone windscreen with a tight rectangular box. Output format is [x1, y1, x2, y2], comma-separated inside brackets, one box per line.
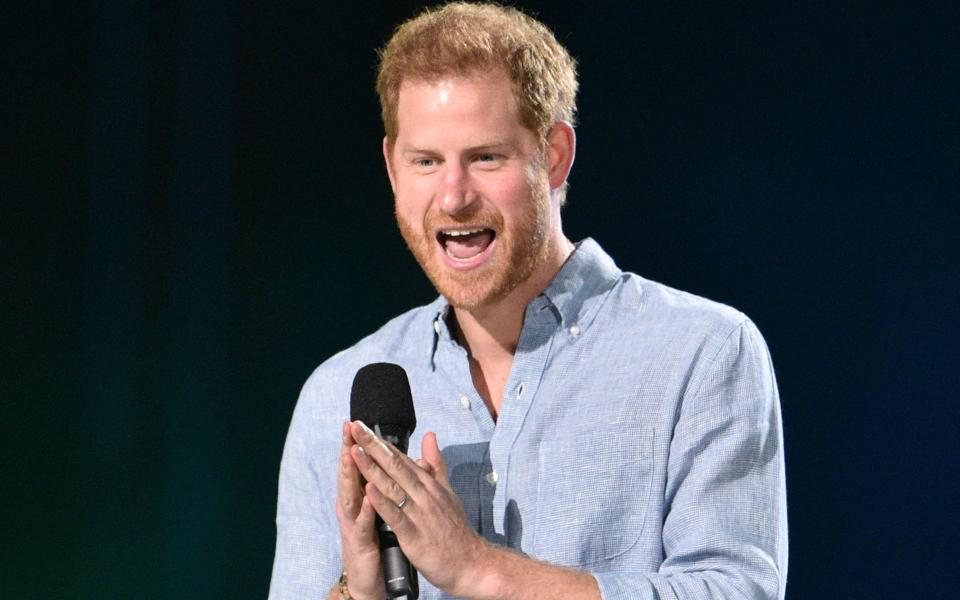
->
[350, 363, 416, 440]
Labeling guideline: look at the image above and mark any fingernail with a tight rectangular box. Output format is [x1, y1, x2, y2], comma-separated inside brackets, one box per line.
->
[356, 420, 374, 437]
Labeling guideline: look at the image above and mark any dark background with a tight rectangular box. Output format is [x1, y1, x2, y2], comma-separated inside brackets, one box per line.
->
[5, 1, 957, 598]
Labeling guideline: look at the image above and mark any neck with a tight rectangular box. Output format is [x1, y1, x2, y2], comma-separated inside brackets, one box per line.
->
[452, 234, 574, 362]
[451, 231, 573, 419]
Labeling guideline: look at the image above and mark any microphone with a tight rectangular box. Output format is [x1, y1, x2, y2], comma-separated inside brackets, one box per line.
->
[350, 363, 419, 600]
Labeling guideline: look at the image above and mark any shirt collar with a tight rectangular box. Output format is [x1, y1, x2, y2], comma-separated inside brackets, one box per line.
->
[539, 237, 622, 331]
[429, 238, 622, 364]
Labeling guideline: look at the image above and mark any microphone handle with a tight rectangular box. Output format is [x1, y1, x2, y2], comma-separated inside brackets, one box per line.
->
[378, 518, 419, 599]
[373, 427, 418, 599]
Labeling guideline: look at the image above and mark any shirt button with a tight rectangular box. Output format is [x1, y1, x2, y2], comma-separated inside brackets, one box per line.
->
[433, 320, 441, 335]
[460, 395, 470, 409]
[569, 323, 581, 337]
[485, 471, 499, 485]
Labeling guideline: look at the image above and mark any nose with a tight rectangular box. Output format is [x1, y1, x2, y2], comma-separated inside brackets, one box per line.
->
[438, 163, 476, 216]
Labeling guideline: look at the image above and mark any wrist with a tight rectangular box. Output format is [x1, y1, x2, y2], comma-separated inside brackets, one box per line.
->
[337, 571, 354, 600]
[338, 571, 384, 600]
[454, 539, 508, 600]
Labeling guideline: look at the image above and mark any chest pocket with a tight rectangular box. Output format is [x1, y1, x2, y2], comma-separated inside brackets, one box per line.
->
[533, 426, 655, 567]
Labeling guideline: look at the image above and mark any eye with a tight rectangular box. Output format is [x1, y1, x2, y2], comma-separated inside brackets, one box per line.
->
[473, 153, 502, 168]
[414, 157, 437, 168]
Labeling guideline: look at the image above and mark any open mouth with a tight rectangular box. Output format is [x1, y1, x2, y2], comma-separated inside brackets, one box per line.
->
[436, 228, 496, 261]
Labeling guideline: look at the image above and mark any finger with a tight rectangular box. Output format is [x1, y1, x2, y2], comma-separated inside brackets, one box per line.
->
[339, 421, 351, 462]
[421, 431, 449, 485]
[340, 493, 378, 544]
[351, 420, 427, 493]
[365, 481, 414, 533]
[354, 495, 378, 538]
[338, 422, 365, 520]
[351, 420, 394, 455]
[415, 458, 433, 476]
[351, 443, 410, 507]
[338, 451, 365, 520]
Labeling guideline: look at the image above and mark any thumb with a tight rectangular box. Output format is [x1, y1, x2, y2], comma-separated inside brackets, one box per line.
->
[421, 431, 448, 484]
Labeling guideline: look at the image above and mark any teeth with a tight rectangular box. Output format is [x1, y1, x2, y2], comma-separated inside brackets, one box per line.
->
[442, 229, 484, 237]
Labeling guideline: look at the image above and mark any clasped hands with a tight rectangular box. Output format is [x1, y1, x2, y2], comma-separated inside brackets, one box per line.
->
[336, 420, 490, 600]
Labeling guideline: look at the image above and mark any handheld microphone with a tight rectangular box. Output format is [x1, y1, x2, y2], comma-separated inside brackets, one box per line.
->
[350, 363, 419, 600]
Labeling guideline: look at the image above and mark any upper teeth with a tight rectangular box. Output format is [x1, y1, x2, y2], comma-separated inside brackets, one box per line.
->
[444, 229, 483, 237]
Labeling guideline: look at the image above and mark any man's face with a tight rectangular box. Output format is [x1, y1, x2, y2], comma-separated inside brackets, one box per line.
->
[385, 71, 558, 310]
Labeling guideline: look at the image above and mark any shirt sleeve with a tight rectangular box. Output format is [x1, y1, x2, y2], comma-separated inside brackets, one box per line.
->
[268, 377, 342, 599]
[594, 319, 788, 599]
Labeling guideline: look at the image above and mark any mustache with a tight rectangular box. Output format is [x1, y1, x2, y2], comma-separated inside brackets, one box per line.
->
[423, 206, 504, 231]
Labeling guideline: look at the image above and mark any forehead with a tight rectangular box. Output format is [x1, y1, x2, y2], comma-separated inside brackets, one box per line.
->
[394, 71, 524, 138]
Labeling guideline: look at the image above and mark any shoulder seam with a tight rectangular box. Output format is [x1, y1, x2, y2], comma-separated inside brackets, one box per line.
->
[682, 316, 752, 406]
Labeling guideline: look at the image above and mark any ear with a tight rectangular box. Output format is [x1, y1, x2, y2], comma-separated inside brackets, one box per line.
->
[382, 136, 397, 193]
[545, 121, 576, 191]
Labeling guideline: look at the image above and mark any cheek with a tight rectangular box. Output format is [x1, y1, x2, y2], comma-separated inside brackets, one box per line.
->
[395, 167, 436, 193]
[490, 177, 539, 216]
[394, 188, 428, 221]
[395, 178, 434, 215]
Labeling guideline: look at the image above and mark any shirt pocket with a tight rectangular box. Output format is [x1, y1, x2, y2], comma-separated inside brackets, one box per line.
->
[532, 426, 655, 567]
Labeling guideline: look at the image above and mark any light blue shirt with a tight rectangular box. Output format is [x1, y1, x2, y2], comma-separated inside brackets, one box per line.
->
[270, 239, 788, 599]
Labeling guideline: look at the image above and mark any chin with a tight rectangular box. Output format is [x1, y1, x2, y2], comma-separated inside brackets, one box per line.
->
[429, 268, 508, 310]
[428, 251, 537, 311]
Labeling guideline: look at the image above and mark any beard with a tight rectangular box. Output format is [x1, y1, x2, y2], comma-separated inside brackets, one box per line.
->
[395, 175, 553, 311]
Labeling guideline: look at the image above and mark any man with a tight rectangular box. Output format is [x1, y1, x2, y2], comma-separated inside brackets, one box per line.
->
[270, 3, 787, 599]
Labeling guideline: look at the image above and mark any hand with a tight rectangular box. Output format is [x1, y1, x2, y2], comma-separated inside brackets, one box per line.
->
[349, 421, 490, 597]
[335, 421, 385, 600]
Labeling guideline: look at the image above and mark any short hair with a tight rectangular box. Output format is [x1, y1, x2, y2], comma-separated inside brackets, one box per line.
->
[376, 2, 578, 149]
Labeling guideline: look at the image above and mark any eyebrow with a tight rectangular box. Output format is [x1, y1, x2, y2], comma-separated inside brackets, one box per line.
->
[400, 140, 517, 156]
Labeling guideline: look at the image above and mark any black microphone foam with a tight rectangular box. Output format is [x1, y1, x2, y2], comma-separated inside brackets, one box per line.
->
[350, 363, 416, 451]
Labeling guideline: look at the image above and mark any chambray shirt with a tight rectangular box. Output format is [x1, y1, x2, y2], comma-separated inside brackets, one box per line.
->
[270, 239, 788, 599]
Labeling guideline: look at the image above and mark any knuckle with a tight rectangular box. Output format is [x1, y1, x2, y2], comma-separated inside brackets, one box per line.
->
[421, 476, 439, 495]
[387, 480, 404, 500]
[388, 452, 405, 472]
